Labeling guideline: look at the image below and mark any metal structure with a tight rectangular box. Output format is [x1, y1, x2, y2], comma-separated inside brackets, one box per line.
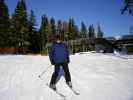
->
[121, 0, 133, 15]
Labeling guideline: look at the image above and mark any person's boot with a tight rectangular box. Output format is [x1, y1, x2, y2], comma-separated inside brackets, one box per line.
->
[66, 81, 72, 88]
[50, 84, 56, 91]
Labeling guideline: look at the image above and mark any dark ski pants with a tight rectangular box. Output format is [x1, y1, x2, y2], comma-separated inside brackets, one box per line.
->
[50, 63, 71, 85]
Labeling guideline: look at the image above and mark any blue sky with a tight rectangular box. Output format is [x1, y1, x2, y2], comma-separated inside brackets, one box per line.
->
[5, 0, 133, 37]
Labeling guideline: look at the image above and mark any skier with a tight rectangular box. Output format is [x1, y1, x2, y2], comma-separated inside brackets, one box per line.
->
[48, 34, 72, 91]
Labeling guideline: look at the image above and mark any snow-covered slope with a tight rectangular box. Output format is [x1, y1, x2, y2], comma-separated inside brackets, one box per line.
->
[0, 52, 133, 100]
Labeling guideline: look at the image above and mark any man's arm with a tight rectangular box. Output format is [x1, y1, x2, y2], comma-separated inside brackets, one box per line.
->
[48, 45, 55, 65]
[66, 46, 70, 63]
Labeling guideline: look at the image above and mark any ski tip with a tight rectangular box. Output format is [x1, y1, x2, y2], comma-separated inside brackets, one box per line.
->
[76, 92, 80, 95]
[38, 75, 42, 79]
[46, 83, 49, 86]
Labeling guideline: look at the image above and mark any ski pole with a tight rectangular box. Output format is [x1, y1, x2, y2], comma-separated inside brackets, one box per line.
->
[38, 65, 52, 78]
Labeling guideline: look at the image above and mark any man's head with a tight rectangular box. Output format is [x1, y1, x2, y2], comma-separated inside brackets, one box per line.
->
[54, 34, 61, 43]
[55, 34, 60, 40]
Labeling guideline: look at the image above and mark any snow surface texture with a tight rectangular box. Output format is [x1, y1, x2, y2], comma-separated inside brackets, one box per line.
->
[0, 52, 133, 100]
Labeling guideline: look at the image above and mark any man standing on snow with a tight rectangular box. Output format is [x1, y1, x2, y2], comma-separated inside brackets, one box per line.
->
[48, 34, 72, 91]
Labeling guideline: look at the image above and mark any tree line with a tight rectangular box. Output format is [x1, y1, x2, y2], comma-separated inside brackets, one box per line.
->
[0, 0, 104, 54]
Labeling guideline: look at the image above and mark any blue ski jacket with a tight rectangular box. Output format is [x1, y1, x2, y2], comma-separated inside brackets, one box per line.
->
[48, 42, 70, 64]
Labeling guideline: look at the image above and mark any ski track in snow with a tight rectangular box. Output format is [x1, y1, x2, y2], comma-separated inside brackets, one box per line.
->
[0, 53, 133, 100]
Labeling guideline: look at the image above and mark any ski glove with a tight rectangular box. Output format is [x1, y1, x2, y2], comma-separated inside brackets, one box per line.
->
[51, 59, 55, 65]
[67, 57, 70, 63]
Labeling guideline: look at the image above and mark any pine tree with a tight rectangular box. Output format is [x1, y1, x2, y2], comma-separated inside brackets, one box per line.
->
[88, 24, 95, 39]
[57, 19, 67, 41]
[129, 26, 133, 34]
[50, 17, 56, 35]
[28, 10, 37, 32]
[39, 15, 49, 53]
[74, 24, 79, 38]
[57, 20, 63, 40]
[57, 20, 62, 33]
[0, 0, 10, 47]
[62, 21, 69, 41]
[28, 10, 38, 53]
[11, 0, 29, 53]
[80, 22, 87, 38]
[96, 24, 104, 38]
[68, 18, 77, 40]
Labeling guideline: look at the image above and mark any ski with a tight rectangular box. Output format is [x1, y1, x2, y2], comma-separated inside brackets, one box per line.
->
[67, 85, 80, 95]
[70, 87, 80, 95]
[46, 83, 67, 100]
[38, 75, 43, 80]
